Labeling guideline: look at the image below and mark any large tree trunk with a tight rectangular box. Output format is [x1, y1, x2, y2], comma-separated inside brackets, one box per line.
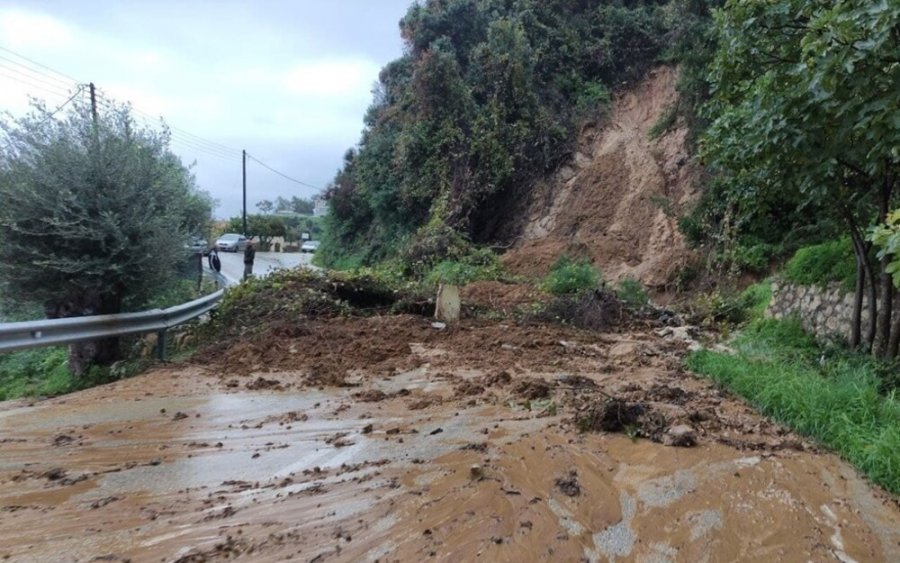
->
[874, 181, 895, 357]
[888, 287, 900, 359]
[47, 291, 123, 378]
[69, 338, 120, 377]
[875, 256, 893, 358]
[846, 214, 876, 350]
[850, 255, 864, 348]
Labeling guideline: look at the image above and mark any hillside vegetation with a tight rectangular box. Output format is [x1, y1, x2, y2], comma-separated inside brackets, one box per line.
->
[318, 0, 703, 271]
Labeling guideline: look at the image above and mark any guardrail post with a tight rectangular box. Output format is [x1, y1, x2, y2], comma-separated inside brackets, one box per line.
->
[156, 329, 167, 361]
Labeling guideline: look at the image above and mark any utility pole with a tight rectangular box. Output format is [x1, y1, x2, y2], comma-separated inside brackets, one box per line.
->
[242, 149, 247, 236]
[89, 82, 98, 125]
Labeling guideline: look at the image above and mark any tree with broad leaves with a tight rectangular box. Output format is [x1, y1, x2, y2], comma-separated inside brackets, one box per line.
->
[702, 0, 900, 356]
[226, 214, 286, 248]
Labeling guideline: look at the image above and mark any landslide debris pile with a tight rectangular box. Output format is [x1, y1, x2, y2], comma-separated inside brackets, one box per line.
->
[502, 66, 698, 287]
[190, 267, 799, 453]
[203, 269, 429, 338]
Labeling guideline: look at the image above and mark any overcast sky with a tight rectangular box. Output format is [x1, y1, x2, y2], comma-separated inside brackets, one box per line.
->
[0, 0, 414, 218]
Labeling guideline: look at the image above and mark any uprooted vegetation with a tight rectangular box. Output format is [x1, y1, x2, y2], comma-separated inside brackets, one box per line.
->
[201, 262, 669, 346]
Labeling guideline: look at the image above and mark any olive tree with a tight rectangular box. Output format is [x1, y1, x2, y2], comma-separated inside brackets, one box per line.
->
[0, 98, 212, 375]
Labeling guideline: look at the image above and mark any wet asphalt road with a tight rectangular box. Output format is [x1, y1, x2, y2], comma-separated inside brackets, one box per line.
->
[210, 250, 315, 285]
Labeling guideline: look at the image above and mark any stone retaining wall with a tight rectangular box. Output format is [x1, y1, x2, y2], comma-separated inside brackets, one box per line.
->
[766, 280, 862, 343]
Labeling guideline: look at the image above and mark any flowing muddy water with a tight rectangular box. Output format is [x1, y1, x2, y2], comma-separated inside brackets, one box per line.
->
[1, 315, 899, 561]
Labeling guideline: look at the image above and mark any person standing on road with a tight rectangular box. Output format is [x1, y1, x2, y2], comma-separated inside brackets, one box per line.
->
[208, 247, 221, 273]
[243, 240, 255, 280]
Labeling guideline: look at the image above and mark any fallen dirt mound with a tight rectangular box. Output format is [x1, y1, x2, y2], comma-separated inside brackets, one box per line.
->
[502, 66, 699, 288]
[460, 281, 548, 313]
[195, 313, 661, 384]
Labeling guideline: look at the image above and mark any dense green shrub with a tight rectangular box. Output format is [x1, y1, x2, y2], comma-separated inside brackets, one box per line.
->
[784, 238, 856, 290]
[542, 256, 601, 295]
[690, 281, 771, 327]
[320, 0, 675, 268]
[616, 277, 649, 308]
[0, 347, 70, 400]
[424, 247, 508, 287]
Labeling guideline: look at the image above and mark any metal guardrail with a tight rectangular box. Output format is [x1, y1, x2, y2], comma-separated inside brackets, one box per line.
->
[0, 288, 224, 359]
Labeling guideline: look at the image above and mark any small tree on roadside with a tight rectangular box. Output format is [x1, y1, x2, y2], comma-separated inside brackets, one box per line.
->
[226, 214, 286, 248]
[256, 199, 274, 214]
[0, 98, 211, 375]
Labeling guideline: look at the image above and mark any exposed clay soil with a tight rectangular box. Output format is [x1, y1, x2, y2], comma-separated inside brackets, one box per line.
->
[460, 281, 549, 313]
[502, 66, 699, 288]
[1, 312, 899, 562]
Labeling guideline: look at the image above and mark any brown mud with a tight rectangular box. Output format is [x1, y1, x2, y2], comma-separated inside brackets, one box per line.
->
[1, 313, 899, 562]
[502, 66, 699, 289]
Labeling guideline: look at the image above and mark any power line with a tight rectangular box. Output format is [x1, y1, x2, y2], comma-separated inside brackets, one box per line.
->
[1, 45, 241, 162]
[0, 58, 76, 92]
[39, 85, 85, 124]
[169, 136, 238, 160]
[88, 91, 238, 161]
[246, 153, 322, 191]
[0, 46, 79, 84]
[95, 88, 241, 156]
[0, 71, 73, 100]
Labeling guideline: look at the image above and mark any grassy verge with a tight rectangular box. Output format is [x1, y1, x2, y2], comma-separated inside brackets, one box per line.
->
[0, 347, 71, 400]
[687, 319, 900, 494]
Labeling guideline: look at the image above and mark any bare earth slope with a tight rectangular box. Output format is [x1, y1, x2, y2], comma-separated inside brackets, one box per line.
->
[1, 315, 898, 561]
[503, 66, 698, 288]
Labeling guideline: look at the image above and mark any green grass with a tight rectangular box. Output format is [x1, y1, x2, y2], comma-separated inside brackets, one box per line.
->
[0, 347, 71, 400]
[740, 280, 772, 322]
[542, 256, 601, 295]
[687, 319, 900, 494]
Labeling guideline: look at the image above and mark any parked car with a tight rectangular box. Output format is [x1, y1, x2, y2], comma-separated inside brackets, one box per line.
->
[216, 233, 249, 252]
[185, 237, 210, 255]
[300, 240, 320, 253]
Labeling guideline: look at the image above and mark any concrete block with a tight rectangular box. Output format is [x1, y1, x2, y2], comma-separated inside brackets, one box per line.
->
[435, 284, 460, 323]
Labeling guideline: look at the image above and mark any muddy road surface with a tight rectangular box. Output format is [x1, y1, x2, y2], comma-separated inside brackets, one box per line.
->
[1, 315, 898, 562]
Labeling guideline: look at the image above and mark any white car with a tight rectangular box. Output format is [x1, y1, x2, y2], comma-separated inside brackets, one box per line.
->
[301, 240, 320, 253]
[216, 233, 248, 252]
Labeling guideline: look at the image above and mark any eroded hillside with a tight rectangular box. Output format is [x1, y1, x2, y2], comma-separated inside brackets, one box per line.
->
[503, 67, 698, 288]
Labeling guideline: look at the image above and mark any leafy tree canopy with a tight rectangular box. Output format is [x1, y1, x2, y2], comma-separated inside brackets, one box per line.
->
[0, 98, 211, 317]
[698, 0, 899, 354]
